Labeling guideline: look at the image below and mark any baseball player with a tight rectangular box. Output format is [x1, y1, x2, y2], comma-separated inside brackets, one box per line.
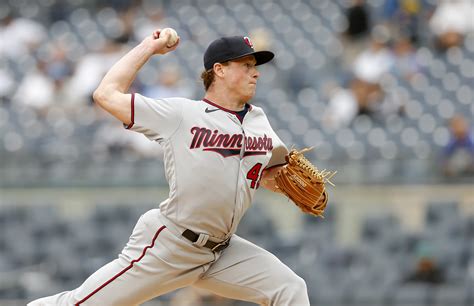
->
[29, 29, 314, 306]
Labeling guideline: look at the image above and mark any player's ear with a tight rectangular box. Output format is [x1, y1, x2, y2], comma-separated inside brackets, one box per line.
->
[213, 63, 225, 78]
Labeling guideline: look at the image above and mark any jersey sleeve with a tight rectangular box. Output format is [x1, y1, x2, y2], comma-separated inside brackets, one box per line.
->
[267, 135, 289, 169]
[263, 114, 289, 169]
[124, 93, 184, 141]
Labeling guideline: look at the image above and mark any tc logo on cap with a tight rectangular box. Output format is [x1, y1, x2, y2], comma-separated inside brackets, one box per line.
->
[244, 37, 253, 49]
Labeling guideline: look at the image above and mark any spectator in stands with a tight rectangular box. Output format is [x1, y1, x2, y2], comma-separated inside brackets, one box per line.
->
[429, 0, 474, 51]
[350, 26, 394, 120]
[403, 241, 446, 285]
[12, 44, 77, 116]
[45, 44, 77, 111]
[322, 82, 358, 129]
[345, 0, 371, 41]
[352, 26, 394, 85]
[12, 60, 55, 115]
[441, 114, 474, 177]
[383, 0, 423, 43]
[351, 78, 385, 119]
[0, 11, 47, 59]
[322, 73, 404, 129]
[405, 256, 445, 285]
[341, 0, 372, 68]
[68, 38, 126, 103]
[46, 45, 73, 84]
[391, 36, 421, 80]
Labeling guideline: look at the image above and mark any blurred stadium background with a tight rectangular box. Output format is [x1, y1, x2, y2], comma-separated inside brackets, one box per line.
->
[0, 0, 473, 305]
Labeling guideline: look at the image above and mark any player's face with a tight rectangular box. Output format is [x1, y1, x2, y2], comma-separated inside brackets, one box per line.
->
[223, 55, 259, 102]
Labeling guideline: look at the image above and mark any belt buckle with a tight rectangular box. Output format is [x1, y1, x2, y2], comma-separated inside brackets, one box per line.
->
[211, 238, 230, 252]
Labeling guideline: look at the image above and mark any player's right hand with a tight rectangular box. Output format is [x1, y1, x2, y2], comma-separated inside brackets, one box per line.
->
[143, 28, 180, 55]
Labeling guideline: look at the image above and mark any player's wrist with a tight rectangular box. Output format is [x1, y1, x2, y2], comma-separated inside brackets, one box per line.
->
[139, 39, 160, 57]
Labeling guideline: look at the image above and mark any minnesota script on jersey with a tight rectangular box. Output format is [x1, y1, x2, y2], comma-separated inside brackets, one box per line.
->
[125, 94, 288, 240]
[189, 127, 274, 157]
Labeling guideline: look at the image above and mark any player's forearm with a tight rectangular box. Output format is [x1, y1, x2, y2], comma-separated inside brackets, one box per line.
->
[96, 41, 155, 96]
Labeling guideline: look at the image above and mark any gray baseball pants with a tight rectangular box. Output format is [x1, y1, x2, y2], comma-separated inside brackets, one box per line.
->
[28, 209, 310, 306]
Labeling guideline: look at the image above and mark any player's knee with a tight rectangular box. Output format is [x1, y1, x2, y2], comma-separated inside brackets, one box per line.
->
[271, 273, 309, 305]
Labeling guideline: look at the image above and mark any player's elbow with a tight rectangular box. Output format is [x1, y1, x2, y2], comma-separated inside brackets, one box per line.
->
[92, 87, 108, 107]
[92, 88, 132, 125]
[93, 86, 118, 111]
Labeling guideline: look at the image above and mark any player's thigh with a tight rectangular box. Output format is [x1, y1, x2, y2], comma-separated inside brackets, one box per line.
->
[74, 209, 214, 305]
[193, 235, 308, 305]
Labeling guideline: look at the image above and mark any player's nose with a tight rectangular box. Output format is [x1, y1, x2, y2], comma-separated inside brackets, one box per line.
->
[253, 68, 260, 79]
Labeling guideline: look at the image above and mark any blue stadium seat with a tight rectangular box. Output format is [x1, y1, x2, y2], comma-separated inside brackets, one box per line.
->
[392, 283, 431, 306]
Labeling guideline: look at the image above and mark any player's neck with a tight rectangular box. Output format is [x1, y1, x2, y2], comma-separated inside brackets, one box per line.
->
[204, 89, 247, 111]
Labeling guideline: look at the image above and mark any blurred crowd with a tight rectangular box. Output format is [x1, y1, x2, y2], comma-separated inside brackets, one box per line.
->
[0, 0, 197, 161]
[326, 0, 472, 124]
[0, 0, 473, 183]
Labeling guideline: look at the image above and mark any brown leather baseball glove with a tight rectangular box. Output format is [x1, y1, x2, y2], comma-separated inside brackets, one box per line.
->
[274, 148, 336, 217]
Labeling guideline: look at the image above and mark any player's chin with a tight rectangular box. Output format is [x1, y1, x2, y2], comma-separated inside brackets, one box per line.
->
[242, 92, 255, 101]
[245, 87, 256, 99]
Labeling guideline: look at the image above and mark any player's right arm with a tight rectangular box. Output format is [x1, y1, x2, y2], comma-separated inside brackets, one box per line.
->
[93, 29, 179, 125]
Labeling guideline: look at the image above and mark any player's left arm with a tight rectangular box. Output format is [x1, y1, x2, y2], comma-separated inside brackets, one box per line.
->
[260, 165, 285, 193]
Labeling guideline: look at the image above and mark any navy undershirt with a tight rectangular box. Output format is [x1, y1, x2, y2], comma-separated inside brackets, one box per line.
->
[235, 104, 250, 123]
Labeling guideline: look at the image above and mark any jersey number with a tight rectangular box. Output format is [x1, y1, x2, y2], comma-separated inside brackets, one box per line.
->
[247, 163, 263, 189]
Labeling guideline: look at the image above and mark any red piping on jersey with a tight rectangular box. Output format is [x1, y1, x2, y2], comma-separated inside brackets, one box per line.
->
[75, 225, 166, 305]
[264, 162, 287, 170]
[125, 93, 135, 129]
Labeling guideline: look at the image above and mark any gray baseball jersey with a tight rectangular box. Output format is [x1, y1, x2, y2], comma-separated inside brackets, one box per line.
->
[126, 93, 288, 239]
[28, 94, 311, 306]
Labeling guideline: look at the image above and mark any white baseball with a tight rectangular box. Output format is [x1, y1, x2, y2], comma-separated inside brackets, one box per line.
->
[161, 28, 179, 47]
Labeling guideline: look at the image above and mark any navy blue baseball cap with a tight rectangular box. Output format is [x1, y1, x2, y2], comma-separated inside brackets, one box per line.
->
[203, 36, 274, 70]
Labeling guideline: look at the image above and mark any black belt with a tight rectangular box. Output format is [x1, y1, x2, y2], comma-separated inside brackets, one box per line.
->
[182, 229, 230, 252]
